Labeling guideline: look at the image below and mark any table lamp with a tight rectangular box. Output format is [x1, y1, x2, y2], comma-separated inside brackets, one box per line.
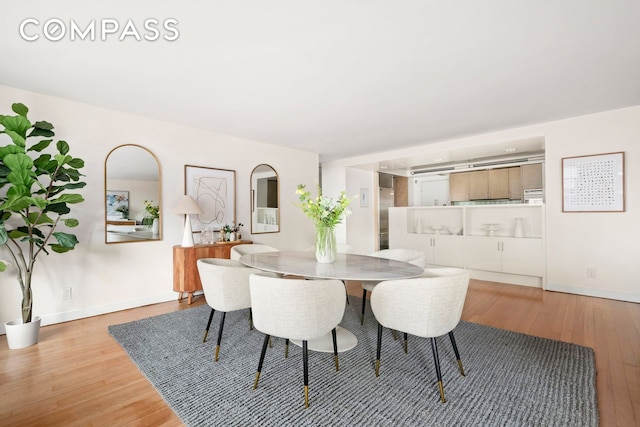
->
[172, 195, 204, 247]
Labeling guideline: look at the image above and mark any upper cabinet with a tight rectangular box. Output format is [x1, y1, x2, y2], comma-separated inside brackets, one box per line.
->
[507, 167, 522, 200]
[469, 169, 509, 200]
[449, 163, 542, 202]
[521, 164, 543, 191]
[449, 172, 471, 202]
[251, 164, 279, 234]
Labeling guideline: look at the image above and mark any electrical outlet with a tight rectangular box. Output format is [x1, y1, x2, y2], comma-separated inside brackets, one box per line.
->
[63, 287, 72, 301]
[586, 268, 596, 279]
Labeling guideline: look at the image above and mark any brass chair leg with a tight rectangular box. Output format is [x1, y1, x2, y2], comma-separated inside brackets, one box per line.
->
[303, 340, 309, 408]
[254, 334, 270, 390]
[214, 311, 226, 362]
[438, 380, 446, 403]
[285, 338, 289, 358]
[249, 308, 253, 331]
[430, 337, 446, 403]
[448, 331, 465, 376]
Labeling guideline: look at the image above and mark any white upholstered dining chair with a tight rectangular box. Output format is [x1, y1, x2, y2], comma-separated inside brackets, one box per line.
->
[249, 273, 346, 408]
[230, 243, 280, 260]
[370, 267, 470, 403]
[360, 248, 426, 324]
[196, 258, 265, 362]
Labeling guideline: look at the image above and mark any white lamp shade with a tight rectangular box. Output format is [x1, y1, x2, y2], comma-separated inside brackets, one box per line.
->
[173, 195, 204, 247]
[172, 195, 204, 215]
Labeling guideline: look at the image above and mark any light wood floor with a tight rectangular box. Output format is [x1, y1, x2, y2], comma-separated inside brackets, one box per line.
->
[1, 280, 638, 426]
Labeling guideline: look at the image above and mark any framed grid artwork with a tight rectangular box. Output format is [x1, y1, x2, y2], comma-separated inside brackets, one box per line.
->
[562, 151, 625, 212]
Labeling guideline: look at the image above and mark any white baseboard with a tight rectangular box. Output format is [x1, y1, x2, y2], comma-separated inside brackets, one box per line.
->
[1, 292, 178, 335]
[468, 270, 543, 288]
[545, 283, 640, 303]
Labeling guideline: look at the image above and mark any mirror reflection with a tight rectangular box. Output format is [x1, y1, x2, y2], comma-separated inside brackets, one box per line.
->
[251, 164, 279, 234]
[105, 144, 162, 243]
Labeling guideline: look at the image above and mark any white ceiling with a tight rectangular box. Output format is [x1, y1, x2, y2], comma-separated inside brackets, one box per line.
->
[1, 1, 639, 169]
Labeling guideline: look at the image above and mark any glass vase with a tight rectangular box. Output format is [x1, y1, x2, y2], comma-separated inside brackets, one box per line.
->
[315, 224, 337, 263]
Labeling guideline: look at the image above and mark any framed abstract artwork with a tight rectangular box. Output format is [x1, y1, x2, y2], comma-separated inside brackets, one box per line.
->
[184, 165, 236, 231]
[562, 151, 625, 212]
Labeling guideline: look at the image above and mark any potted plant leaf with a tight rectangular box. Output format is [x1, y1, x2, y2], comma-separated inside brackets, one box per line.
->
[0, 103, 86, 349]
[142, 200, 160, 234]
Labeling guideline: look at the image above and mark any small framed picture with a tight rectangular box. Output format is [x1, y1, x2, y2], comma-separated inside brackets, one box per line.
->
[106, 190, 129, 219]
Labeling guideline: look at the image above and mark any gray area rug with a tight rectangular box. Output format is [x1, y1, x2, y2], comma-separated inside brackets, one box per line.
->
[109, 300, 598, 426]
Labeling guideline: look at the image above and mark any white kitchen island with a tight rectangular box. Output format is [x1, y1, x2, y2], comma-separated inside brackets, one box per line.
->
[389, 204, 545, 288]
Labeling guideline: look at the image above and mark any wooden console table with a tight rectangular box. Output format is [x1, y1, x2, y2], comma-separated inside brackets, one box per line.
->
[173, 240, 252, 304]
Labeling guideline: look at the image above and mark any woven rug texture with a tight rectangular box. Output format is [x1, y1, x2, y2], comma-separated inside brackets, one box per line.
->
[108, 299, 598, 426]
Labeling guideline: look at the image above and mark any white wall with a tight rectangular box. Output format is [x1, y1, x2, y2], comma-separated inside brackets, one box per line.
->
[0, 85, 319, 332]
[410, 175, 450, 206]
[319, 163, 349, 246]
[345, 167, 376, 255]
[323, 106, 640, 303]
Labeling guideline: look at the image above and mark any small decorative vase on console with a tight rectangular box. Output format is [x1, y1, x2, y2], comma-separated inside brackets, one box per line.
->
[315, 224, 337, 263]
[513, 217, 525, 238]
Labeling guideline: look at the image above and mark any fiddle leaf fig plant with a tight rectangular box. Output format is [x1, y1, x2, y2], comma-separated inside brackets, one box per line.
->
[0, 103, 86, 324]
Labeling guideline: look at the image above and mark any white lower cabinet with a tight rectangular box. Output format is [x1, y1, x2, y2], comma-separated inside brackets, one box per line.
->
[465, 237, 542, 277]
[389, 205, 545, 285]
[392, 233, 464, 267]
[426, 235, 465, 267]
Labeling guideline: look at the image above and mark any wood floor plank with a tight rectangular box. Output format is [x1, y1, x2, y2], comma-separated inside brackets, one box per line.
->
[1, 280, 638, 426]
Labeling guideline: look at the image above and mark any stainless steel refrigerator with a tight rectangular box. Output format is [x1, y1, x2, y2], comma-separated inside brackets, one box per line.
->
[379, 174, 394, 250]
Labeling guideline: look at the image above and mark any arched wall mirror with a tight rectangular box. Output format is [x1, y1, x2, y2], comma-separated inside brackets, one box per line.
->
[105, 144, 162, 243]
[251, 164, 279, 234]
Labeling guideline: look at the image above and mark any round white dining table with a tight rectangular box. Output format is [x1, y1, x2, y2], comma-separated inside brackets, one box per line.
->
[239, 251, 424, 352]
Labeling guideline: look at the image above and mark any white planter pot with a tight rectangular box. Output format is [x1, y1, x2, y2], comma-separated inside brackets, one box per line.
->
[5, 317, 41, 349]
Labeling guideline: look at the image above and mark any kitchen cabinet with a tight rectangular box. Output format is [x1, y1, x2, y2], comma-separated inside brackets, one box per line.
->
[469, 169, 510, 200]
[450, 166, 530, 201]
[425, 235, 465, 267]
[508, 167, 522, 200]
[521, 163, 543, 191]
[468, 170, 489, 200]
[449, 172, 470, 201]
[464, 237, 542, 277]
[389, 205, 545, 287]
[394, 176, 409, 207]
[488, 168, 509, 199]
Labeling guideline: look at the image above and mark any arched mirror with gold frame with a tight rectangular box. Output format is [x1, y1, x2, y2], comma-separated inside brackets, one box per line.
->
[105, 144, 162, 243]
[251, 164, 279, 234]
